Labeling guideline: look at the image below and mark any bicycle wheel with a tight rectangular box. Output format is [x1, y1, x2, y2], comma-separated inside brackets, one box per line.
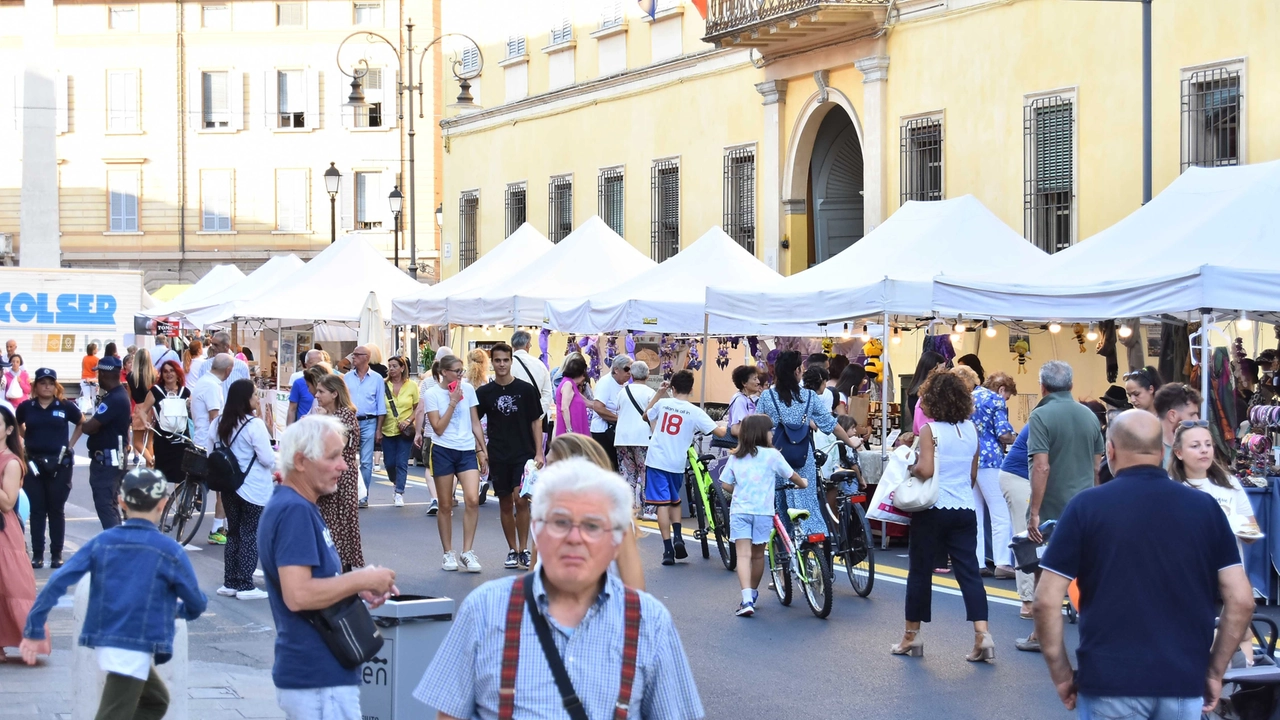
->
[709, 481, 736, 571]
[172, 481, 207, 547]
[768, 535, 791, 606]
[798, 545, 833, 619]
[842, 501, 875, 597]
[158, 483, 182, 535]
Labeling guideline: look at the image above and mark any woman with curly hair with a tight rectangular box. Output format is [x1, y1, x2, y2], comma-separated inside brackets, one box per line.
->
[892, 371, 992, 663]
[466, 348, 490, 390]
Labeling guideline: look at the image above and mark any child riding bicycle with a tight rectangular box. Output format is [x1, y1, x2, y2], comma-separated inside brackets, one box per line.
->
[720, 415, 805, 617]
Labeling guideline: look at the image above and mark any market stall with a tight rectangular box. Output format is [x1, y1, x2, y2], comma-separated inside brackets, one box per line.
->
[141, 264, 246, 321]
[177, 254, 306, 328]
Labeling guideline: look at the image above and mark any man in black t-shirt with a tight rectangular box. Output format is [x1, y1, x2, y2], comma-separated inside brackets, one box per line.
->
[475, 343, 544, 570]
[81, 355, 133, 529]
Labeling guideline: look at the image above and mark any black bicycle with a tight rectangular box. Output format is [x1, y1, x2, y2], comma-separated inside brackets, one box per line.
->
[815, 445, 875, 597]
[158, 438, 209, 546]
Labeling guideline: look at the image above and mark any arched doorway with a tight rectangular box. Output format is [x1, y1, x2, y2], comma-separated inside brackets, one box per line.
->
[809, 107, 864, 263]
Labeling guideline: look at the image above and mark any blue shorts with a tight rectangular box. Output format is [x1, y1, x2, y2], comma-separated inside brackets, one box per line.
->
[431, 445, 478, 477]
[729, 513, 774, 544]
[644, 467, 684, 506]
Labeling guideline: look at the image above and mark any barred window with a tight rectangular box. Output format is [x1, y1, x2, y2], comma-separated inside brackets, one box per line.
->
[1023, 96, 1074, 254]
[900, 117, 943, 203]
[549, 176, 573, 242]
[504, 183, 526, 238]
[459, 191, 478, 270]
[598, 168, 624, 238]
[651, 159, 679, 261]
[1181, 67, 1240, 172]
[723, 148, 755, 254]
[506, 36, 526, 59]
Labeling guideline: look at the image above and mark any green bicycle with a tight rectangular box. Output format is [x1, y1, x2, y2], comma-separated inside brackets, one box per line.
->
[684, 444, 735, 571]
[766, 483, 834, 619]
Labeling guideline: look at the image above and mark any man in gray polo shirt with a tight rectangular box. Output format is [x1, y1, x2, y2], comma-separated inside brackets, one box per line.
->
[1018, 360, 1104, 653]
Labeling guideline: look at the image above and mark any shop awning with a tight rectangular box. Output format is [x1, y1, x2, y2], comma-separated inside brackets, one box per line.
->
[179, 254, 307, 328]
[390, 223, 554, 326]
[143, 264, 245, 319]
[705, 195, 1051, 325]
[544, 226, 826, 335]
[931, 161, 1280, 322]
[445, 216, 656, 327]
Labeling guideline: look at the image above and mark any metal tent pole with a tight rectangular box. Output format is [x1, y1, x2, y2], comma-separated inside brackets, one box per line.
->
[881, 312, 890, 460]
[1200, 309, 1211, 420]
[699, 314, 710, 408]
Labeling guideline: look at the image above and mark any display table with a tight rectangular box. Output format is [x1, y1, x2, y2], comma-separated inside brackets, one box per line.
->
[1245, 479, 1280, 604]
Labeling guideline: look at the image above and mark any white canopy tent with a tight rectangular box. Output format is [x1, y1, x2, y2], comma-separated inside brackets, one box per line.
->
[705, 195, 1052, 326]
[178, 255, 306, 328]
[445, 216, 656, 327]
[931, 161, 1280, 322]
[544, 226, 826, 336]
[143, 264, 245, 319]
[234, 234, 422, 323]
[390, 223, 554, 326]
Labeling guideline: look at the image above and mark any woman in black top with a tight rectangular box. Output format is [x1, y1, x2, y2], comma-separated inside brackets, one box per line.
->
[137, 359, 192, 486]
[15, 368, 83, 568]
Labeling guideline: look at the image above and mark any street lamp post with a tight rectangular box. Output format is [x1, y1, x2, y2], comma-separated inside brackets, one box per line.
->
[323, 162, 341, 244]
[389, 185, 403, 268]
[336, 24, 482, 281]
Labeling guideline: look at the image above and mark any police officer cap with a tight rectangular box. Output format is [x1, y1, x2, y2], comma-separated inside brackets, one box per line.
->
[96, 356, 123, 372]
[121, 467, 168, 506]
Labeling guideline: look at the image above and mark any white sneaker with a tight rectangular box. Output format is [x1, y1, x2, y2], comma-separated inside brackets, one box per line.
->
[460, 551, 482, 573]
[442, 551, 458, 571]
[253, 568, 264, 579]
[394, 493, 404, 508]
[215, 585, 238, 597]
[236, 588, 268, 600]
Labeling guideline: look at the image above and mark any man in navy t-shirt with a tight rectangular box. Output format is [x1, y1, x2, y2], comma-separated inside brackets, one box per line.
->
[80, 355, 132, 529]
[1033, 410, 1253, 719]
[258, 415, 398, 719]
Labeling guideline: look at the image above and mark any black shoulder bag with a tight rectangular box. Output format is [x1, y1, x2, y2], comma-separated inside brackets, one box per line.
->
[265, 571, 384, 670]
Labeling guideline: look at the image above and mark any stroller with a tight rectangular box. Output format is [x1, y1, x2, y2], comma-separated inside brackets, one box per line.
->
[1214, 615, 1280, 720]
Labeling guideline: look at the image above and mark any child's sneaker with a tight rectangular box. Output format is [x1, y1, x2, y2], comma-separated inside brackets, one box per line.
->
[504, 550, 519, 569]
[735, 601, 755, 617]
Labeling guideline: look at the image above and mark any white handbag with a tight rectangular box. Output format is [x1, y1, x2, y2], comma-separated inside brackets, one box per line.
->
[892, 426, 939, 512]
[4, 374, 20, 400]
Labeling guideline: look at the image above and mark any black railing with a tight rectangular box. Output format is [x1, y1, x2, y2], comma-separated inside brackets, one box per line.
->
[705, 0, 887, 37]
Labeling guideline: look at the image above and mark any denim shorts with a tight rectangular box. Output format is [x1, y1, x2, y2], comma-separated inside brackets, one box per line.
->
[275, 685, 360, 720]
[644, 467, 684, 506]
[729, 513, 774, 544]
[431, 445, 478, 477]
[1076, 694, 1202, 720]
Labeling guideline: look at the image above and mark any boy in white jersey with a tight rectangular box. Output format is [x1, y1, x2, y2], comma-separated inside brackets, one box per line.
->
[644, 370, 729, 565]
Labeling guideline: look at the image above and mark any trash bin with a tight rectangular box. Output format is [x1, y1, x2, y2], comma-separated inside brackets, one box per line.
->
[359, 594, 455, 720]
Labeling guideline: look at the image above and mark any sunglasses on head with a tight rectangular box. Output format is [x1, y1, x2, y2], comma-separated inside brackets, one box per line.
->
[1123, 370, 1151, 382]
[1179, 419, 1210, 429]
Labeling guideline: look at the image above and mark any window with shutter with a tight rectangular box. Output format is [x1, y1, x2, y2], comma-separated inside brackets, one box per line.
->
[276, 169, 308, 232]
[461, 48, 480, 75]
[353, 1, 380, 26]
[1181, 67, 1241, 172]
[277, 70, 305, 128]
[598, 168, 624, 238]
[601, 1, 623, 29]
[201, 170, 233, 231]
[109, 6, 137, 31]
[722, 149, 754, 254]
[108, 170, 139, 232]
[277, 2, 304, 27]
[651, 160, 679, 261]
[1023, 96, 1074, 254]
[202, 71, 229, 128]
[550, 16, 573, 45]
[900, 117, 943, 203]
[506, 36, 527, 59]
[107, 70, 138, 132]
[504, 183, 526, 238]
[459, 192, 479, 269]
[548, 176, 573, 242]
[201, 5, 229, 29]
[355, 172, 383, 230]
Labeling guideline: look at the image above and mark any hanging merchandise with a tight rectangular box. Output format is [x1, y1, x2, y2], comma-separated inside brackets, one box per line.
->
[922, 333, 956, 364]
[687, 338, 702, 371]
[1012, 338, 1031, 374]
[821, 337, 835, 357]
[1159, 322, 1190, 384]
[605, 334, 619, 369]
[716, 339, 730, 370]
[580, 336, 601, 380]
[659, 334, 676, 381]
[625, 331, 636, 359]
[539, 328, 551, 367]
[1207, 346, 1238, 459]
[1072, 324, 1087, 353]
[863, 338, 885, 384]
[1096, 320, 1119, 383]
[1118, 319, 1144, 373]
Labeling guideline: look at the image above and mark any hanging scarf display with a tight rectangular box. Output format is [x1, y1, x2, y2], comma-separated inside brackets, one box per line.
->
[604, 334, 619, 369]
[580, 336, 601, 380]
[687, 339, 702, 371]
[716, 339, 731, 370]
[1117, 319, 1143, 373]
[625, 331, 636, 359]
[659, 334, 676, 381]
[538, 329, 551, 368]
[1096, 320, 1118, 383]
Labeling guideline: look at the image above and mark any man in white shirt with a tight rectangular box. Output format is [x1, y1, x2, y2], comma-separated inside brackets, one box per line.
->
[191, 332, 249, 394]
[508, 331, 552, 417]
[589, 355, 630, 471]
[151, 337, 181, 370]
[644, 370, 728, 566]
[193, 354, 232, 543]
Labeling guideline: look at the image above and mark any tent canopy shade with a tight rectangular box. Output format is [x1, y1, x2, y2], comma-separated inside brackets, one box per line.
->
[705, 195, 1052, 326]
[143, 264, 246, 319]
[179, 255, 306, 328]
[390, 223, 554, 326]
[932, 161, 1280, 322]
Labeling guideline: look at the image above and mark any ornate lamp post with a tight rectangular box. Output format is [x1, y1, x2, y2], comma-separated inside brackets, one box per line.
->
[323, 162, 341, 244]
[388, 185, 403, 268]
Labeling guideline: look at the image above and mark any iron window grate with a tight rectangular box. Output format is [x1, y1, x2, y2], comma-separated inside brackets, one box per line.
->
[598, 169, 624, 238]
[722, 148, 755, 254]
[1181, 67, 1240, 172]
[900, 117, 943, 203]
[1023, 96, 1073, 254]
[651, 160, 679, 262]
[459, 192, 478, 270]
[548, 176, 573, 242]
[504, 183, 526, 238]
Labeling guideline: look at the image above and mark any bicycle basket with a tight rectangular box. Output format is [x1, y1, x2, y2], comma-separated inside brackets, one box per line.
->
[181, 445, 209, 477]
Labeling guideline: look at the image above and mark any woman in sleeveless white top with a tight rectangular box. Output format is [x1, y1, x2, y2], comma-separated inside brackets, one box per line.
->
[891, 371, 994, 663]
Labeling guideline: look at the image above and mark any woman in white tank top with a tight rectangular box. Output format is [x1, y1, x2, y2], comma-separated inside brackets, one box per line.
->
[891, 371, 994, 663]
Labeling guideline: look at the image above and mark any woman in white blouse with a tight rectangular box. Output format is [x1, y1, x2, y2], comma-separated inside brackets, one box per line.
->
[214, 379, 276, 601]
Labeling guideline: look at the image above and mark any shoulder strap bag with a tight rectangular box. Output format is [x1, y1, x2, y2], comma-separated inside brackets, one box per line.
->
[264, 573, 383, 669]
[892, 423, 940, 512]
[498, 575, 641, 720]
[514, 355, 554, 435]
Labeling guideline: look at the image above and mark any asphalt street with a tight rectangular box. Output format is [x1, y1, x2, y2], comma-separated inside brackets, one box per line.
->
[37, 454, 1089, 720]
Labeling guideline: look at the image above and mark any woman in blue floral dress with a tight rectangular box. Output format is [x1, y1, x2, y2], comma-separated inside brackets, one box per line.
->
[756, 351, 864, 537]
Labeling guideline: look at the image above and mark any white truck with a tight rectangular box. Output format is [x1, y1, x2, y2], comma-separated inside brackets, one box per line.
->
[0, 267, 146, 387]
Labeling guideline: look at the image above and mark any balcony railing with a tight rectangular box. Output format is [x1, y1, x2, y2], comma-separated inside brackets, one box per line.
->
[705, 0, 889, 40]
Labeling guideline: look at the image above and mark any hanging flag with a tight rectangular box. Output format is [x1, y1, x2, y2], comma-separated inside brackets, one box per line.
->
[638, 0, 656, 20]
[690, 0, 707, 19]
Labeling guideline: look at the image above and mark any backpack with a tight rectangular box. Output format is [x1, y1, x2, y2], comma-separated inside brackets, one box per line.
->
[771, 388, 814, 470]
[207, 421, 256, 493]
[156, 390, 189, 435]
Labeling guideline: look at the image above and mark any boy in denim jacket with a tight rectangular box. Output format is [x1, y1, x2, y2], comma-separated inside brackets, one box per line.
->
[20, 467, 207, 719]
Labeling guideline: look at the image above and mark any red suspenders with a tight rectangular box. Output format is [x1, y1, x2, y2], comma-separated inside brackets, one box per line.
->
[498, 575, 642, 720]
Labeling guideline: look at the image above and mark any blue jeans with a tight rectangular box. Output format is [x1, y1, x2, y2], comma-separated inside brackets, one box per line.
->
[357, 419, 377, 493]
[275, 685, 360, 720]
[88, 461, 124, 530]
[1077, 695, 1202, 720]
[382, 434, 412, 493]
